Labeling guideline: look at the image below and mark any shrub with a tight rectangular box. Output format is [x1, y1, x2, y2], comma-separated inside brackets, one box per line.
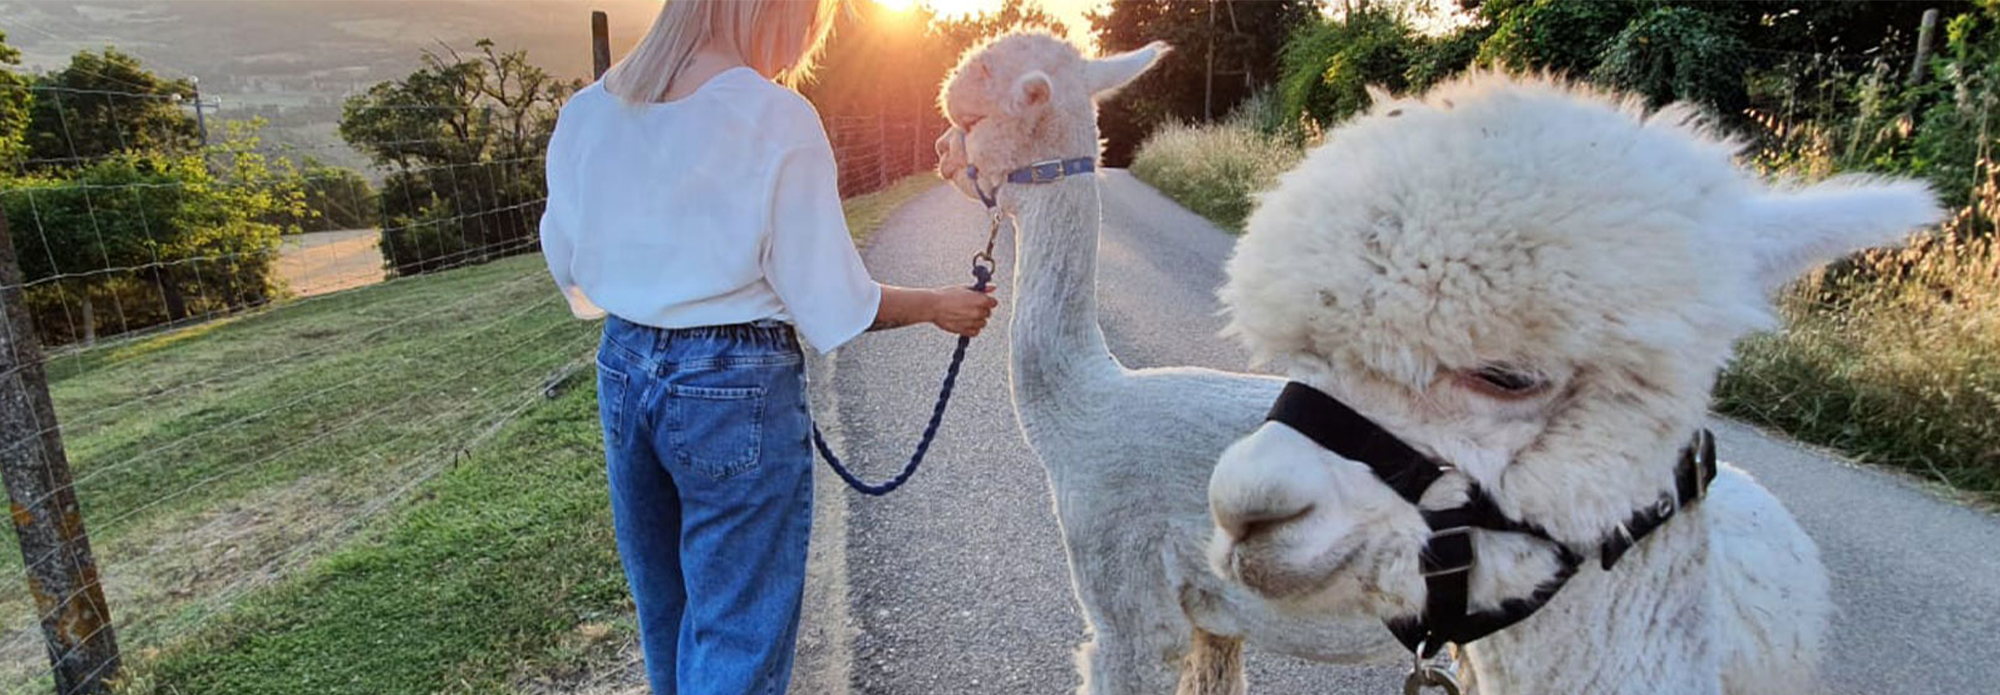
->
[1277, 9, 1417, 128]
[1129, 120, 1302, 234]
[1592, 6, 1750, 116]
[3, 153, 288, 345]
[1475, 0, 1637, 76]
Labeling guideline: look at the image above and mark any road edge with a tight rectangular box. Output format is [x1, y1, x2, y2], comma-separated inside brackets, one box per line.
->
[792, 348, 858, 695]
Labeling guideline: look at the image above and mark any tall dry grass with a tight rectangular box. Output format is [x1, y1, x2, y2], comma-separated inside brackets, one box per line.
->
[1129, 120, 1303, 234]
[1718, 164, 2000, 501]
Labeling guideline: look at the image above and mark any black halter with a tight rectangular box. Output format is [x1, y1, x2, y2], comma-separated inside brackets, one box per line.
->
[1264, 381, 1718, 658]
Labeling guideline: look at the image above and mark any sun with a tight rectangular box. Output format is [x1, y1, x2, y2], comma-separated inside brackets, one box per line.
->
[870, 0, 996, 18]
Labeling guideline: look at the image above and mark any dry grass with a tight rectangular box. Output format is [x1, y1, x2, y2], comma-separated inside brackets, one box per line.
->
[1718, 173, 2000, 502]
[1129, 121, 1303, 234]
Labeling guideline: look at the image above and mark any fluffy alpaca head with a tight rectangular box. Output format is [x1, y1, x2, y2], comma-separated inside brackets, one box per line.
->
[1205, 72, 1939, 615]
[932, 33, 1167, 208]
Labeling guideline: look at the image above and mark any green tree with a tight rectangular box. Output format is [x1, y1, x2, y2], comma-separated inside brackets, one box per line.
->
[341, 40, 573, 277]
[25, 48, 200, 170]
[0, 30, 30, 169]
[1091, 0, 1317, 164]
[1592, 6, 1750, 114]
[295, 159, 378, 231]
[3, 147, 294, 344]
[1277, 7, 1418, 127]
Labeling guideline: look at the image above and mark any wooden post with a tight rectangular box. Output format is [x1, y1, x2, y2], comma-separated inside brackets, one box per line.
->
[1909, 8, 1939, 86]
[0, 210, 120, 693]
[592, 11, 613, 81]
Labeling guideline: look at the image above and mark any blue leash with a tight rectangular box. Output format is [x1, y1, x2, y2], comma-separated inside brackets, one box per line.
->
[811, 140, 1093, 496]
[810, 258, 991, 496]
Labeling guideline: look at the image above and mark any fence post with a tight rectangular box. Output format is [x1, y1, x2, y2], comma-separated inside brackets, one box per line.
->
[876, 114, 889, 191]
[0, 209, 120, 693]
[1908, 8, 1939, 86]
[592, 11, 613, 81]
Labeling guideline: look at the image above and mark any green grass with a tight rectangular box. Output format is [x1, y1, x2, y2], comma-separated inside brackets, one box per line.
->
[843, 174, 940, 245]
[1, 255, 603, 690]
[1128, 121, 1302, 234]
[125, 385, 626, 694]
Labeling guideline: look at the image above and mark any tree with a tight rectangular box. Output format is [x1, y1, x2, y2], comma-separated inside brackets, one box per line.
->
[1277, 8, 1418, 128]
[0, 30, 30, 169]
[1091, 0, 1317, 165]
[341, 40, 574, 277]
[3, 148, 294, 344]
[294, 159, 378, 232]
[1592, 7, 1750, 114]
[25, 48, 199, 170]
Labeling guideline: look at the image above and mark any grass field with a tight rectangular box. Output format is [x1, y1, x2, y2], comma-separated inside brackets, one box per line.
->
[0, 174, 940, 693]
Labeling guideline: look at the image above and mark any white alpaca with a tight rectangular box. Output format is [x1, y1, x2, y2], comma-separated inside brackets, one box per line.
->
[1206, 73, 1941, 695]
[930, 34, 1401, 694]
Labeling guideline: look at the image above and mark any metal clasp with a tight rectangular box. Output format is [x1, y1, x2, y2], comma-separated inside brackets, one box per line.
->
[1027, 159, 1064, 183]
[1403, 643, 1464, 695]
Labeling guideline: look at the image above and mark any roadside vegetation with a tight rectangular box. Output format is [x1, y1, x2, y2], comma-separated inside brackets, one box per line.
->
[1124, 1, 2000, 502]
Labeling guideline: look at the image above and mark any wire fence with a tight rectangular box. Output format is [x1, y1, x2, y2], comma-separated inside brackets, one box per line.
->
[0, 34, 948, 694]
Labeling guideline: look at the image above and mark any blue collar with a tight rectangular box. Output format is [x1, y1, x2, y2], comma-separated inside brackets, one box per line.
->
[957, 128, 1094, 209]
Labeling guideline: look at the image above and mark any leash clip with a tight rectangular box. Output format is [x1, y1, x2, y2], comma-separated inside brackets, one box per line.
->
[1402, 643, 1463, 695]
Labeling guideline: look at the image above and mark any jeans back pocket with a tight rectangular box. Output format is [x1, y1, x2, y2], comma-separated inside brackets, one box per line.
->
[665, 383, 766, 480]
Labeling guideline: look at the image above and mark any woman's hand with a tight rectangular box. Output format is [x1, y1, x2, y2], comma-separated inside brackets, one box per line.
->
[929, 286, 999, 337]
[873, 284, 999, 337]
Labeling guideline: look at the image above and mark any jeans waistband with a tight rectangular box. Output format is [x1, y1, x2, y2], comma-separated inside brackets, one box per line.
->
[604, 315, 800, 359]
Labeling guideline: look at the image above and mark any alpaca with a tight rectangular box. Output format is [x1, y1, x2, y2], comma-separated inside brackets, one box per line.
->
[1205, 73, 1942, 695]
[930, 34, 1401, 694]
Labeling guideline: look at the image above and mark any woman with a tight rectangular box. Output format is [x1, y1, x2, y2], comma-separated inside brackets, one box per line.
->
[538, 1, 998, 692]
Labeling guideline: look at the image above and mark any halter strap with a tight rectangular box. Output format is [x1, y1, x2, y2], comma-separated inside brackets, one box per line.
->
[1262, 381, 1717, 657]
[958, 129, 1096, 209]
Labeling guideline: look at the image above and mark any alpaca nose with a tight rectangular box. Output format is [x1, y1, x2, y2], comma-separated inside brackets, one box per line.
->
[1210, 424, 1329, 544]
[934, 132, 952, 159]
[1214, 500, 1315, 544]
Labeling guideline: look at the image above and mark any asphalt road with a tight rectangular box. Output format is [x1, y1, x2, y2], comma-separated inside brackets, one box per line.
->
[811, 172, 2000, 695]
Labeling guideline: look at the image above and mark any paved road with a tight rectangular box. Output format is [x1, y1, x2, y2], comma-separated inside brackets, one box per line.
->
[816, 172, 2000, 695]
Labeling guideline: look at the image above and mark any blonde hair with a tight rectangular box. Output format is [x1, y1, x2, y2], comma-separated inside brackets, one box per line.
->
[604, 0, 840, 103]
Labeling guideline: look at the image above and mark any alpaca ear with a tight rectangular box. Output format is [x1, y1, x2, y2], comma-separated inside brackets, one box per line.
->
[1735, 175, 1942, 292]
[1011, 70, 1053, 113]
[1086, 41, 1170, 98]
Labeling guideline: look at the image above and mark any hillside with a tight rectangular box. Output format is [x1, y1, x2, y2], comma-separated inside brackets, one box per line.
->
[1, 0, 662, 170]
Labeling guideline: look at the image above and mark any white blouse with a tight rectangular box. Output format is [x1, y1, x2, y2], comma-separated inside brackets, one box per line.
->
[539, 68, 881, 353]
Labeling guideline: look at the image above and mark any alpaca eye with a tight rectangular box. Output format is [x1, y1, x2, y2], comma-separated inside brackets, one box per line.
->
[1464, 365, 1546, 398]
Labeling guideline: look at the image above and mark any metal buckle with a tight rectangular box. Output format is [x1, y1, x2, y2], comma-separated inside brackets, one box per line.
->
[1029, 159, 1063, 183]
[1404, 642, 1464, 695]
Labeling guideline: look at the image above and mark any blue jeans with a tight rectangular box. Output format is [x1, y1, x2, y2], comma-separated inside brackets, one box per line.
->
[596, 315, 813, 695]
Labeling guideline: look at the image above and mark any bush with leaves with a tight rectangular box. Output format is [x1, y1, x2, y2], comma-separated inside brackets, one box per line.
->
[341, 40, 572, 277]
[0, 30, 29, 169]
[1591, 6, 1749, 116]
[1277, 8, 1416, 128]
[1475, 0, 1637, 76]
[3, 149, 294, 345]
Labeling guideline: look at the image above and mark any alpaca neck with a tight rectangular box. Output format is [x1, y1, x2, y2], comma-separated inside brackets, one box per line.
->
[1457, 516, 1712, 694]
[1005, 176, 1119, 402]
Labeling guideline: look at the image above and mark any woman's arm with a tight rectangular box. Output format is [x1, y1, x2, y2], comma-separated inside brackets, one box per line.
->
[873, 284, 998, 337]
